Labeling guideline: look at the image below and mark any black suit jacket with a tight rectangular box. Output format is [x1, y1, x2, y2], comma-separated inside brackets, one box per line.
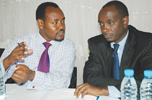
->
[83, 25, 152, 90]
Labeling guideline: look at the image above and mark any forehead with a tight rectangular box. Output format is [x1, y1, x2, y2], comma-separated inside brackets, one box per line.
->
[98, 5, 120, 21]
[45, 7, 65, 20]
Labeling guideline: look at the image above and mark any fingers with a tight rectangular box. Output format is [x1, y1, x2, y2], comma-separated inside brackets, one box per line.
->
[12, 68, 25, 84]
[12, 64, 30, 84]
[12, 76, 22, 84]
[24, 49, 33, 55]
[6, 42, 33, 65]
[14, 64, 29, 71]
[74, 83, 104, 98]
[82, 89, 89, 98]
[74, 84, 85, 96]
[16, 55, 25, 60]
[15, 42, 33, 59]
[17, 42, 27, 51]
[74, 83, 88, 98]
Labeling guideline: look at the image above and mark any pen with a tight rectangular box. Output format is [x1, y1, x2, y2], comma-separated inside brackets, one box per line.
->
[96, 96, 99, 100]
[18, 43, 21, 47]
[15, 43, 24, 66]
[18, 43, 25, 51]
[15, 43, 22, 66]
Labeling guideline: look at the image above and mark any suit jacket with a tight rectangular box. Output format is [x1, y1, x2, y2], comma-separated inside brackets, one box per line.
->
[83, 25, 152, 90]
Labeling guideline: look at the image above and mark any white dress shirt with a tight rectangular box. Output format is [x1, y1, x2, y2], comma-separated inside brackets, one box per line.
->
[0, 31, 76, 90]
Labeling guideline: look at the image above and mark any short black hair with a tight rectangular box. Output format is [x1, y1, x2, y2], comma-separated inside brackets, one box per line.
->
[36, 2, 59, 21]
[102, 0, 129, 18]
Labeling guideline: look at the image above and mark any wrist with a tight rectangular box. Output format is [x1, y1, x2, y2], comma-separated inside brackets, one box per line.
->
[28, 70, 35, 81]
[99, 87, 109, 96]
[3, 57, 12, 70]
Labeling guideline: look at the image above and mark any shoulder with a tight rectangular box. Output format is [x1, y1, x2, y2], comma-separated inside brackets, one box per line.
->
[129, 25, 152, 41]
[129, 25, 152, 48]
[5, 32, 38, 52]
[62, 37, 76, 50]
[10, 32, 38, 44]
[88, 34, 104, 42]
[88, 34, 109, 46]
[19, 32, 38, 41]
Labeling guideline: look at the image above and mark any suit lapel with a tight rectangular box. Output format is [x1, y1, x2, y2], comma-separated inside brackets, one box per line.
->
[120, 29, 136, 80]
[104, 41, 113, 77]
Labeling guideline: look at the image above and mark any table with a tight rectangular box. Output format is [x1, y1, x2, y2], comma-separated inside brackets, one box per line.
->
[4, 84, 119, 100]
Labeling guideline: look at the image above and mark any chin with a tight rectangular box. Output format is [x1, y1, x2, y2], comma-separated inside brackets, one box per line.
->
[55, 37, 64, 41]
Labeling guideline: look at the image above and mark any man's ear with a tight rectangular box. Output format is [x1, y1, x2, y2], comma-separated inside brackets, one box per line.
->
[37, 19, 44, 30]
[123, 16, 129, 28]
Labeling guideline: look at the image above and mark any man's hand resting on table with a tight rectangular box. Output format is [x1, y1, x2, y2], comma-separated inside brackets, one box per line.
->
[74, 83, 109, 98]
[12, 64, 35, 84]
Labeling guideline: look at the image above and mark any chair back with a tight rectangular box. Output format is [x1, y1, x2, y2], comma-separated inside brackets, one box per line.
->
[0, 48, 4, 57]
[69, 67, 77, 88]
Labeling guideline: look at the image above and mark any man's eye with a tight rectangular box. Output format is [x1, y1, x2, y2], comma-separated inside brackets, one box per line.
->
[99, 23, 104, 26]
[62, 20, 65, 23]
[109, 22, 114, 25]
[53, 22, 57, 24]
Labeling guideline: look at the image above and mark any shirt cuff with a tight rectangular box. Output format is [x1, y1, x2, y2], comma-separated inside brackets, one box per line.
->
[27, 71, 44, 90]
[108, 86, 120, 98]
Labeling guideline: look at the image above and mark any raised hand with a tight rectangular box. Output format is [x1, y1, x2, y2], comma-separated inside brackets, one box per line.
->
[3, 42, 33, 70]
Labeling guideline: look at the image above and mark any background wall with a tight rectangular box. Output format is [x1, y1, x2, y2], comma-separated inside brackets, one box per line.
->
[0, 0, 152, 86]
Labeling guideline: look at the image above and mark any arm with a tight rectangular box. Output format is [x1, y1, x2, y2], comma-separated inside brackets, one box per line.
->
[0, 41, 33, 82]
[74, 38, 120, 98]
[3, 42, 33, 70]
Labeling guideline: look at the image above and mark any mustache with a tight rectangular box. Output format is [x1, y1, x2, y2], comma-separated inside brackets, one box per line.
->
[56, 29, 65, 35]
[103, 32, 114, 36]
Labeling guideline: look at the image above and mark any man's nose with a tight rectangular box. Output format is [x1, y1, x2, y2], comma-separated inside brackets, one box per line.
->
[102, 28, 109, 33]
[58, 22, 65, 29]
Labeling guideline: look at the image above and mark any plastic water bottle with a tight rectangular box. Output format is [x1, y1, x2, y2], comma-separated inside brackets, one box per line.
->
[121, 69, 137, 100]
[140, 70, 152, 100]
[0, 65, 5, 99]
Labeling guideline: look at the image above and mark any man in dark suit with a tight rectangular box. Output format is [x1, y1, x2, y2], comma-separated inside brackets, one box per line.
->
[74, 0, 152, 99]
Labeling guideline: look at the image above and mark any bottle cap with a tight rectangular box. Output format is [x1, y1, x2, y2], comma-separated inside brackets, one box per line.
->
[144, 70, 152, 77]
[124, 69, 134, 76]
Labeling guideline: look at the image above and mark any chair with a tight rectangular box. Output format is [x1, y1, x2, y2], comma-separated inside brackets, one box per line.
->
[0, 48, 4, 57]
[69, 67, 77, 88]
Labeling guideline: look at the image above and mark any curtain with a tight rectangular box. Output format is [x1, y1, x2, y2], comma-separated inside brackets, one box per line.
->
[0, 0, 152, 86]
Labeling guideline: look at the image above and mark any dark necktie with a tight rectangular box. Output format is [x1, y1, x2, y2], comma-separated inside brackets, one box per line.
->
[113, 44, 119, 80]
[38, 42, 51, 73]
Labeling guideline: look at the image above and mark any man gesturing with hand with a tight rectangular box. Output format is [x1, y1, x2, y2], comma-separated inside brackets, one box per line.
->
[3, 42, 34, 84]
[0, 2, 76, 90]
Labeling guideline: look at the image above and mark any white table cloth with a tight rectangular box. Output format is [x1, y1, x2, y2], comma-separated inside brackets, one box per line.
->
[4, 84, 119, 100]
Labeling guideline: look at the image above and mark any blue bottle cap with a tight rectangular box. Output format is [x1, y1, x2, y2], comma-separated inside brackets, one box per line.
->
[144, 70, 152, 77]
[124, 69, 134, 76]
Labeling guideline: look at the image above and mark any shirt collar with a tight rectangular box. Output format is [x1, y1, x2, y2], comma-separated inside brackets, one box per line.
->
[111, 30, 129, 49]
